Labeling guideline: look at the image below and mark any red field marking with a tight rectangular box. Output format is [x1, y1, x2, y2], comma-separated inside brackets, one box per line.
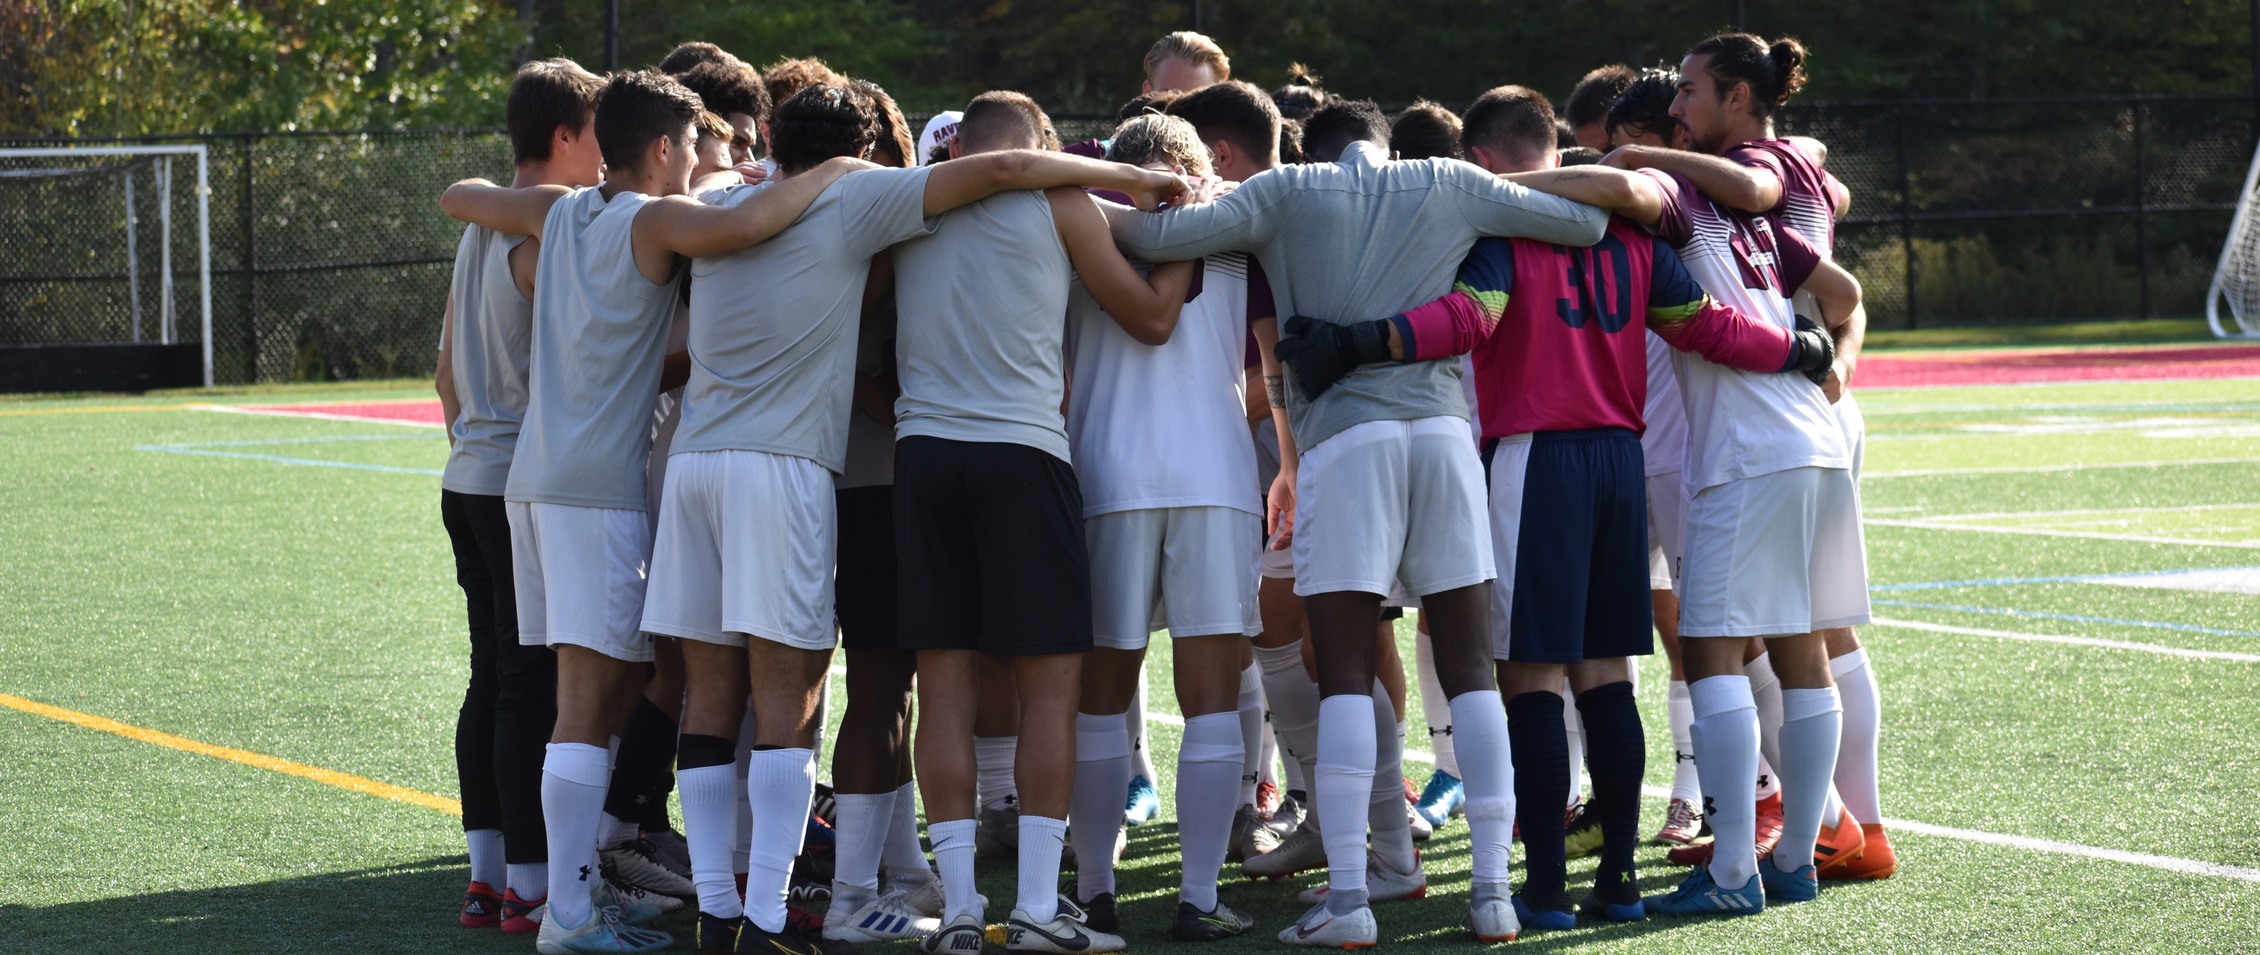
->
[205, 399, 446, 427]
[1859, 344, 2260, 388]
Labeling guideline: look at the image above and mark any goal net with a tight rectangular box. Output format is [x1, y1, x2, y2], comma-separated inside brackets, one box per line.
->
[2207, 140, 2260, 339]
[0, 145, 213, 384]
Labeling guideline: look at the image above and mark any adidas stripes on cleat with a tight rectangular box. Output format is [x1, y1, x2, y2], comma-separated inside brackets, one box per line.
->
[1813, 806, 1869, 877]
[1646, 866, 1764, 918]
[826, 889, 942, 943]
[461, 881, 503, 928]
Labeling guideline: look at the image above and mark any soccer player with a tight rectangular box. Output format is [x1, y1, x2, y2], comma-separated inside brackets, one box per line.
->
[435, 57, 603, 934]
[437, 69, 873, 954]
[1517, 81, 1870, 917]
[890, 91, 1189, 955]
[672, 57, 772, 168]
[1269, 64, 1328, 122]
[1143, 30, 1232, 93]
[1285, 85, 1836, 931]
[1106, 97, 1610, 947]
[1563, 65, 1638, 152]
[1388, 101, 1461, 161]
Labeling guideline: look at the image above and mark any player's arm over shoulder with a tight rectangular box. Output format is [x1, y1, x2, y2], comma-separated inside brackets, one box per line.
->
[1451, 164, 1609, 247]
[636, 156, 877, 260]
[1050, 187, 1193, 346]
[1498, 167, 1665, 227]
[440, 182, 570, 238]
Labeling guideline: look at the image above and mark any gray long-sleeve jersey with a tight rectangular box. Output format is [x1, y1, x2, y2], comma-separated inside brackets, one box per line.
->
[1108, 141, 1608, 452]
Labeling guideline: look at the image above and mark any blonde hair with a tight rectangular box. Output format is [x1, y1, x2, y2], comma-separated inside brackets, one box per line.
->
[1143, 31, 1231, 83]
[693, 109, 734, 145]
[1107, 113, 1212, 176]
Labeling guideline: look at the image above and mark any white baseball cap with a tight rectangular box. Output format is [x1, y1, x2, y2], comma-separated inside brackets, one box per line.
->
[917, 111, 964, 166]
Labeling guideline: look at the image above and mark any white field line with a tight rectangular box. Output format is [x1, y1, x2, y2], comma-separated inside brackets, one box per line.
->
[1871, 616, 2260, 663]
[1864, 518, 2260, 550]
[189, 403, 447, 429]
[1900, 502, 2260, 523]
[1863, 456, 2260, 478]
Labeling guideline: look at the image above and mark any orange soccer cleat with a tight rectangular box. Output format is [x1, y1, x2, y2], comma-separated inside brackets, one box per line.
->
[1832, 823, 1897, 879]
[1812, 807, 1869, 877]
[1752, 793, 1786, 861]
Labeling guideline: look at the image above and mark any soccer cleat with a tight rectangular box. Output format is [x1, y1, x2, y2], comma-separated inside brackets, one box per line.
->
[501, 888, 545, 935]
[1834, 823, 1898, 879]
[645, 827, 695, 878]
[1074, 892, 1118, 934]
[1753, 792, 1785, 860]
[977, 799, 1021, 859]
[798, 815, 838, 885]
[533, 903, 674, 954]
[603, 834, 698, 899]
[900, 878, 950, 918]
[1645, 866, 1764, 918]
[1256, 780, 1285, 818]
[812, 782, 839, 828]
[1760, 861, 1819, 902]
[736, 915, 828, 955]
[1295, 850, 1426, 905]
[1413, 770, 1464, 828]
[1124, 776, 1161, 826]
[1407, 800, 1433, 842]
[1562, 802, 1604, 860]
[695, 913, 739, 954]
[1260, 795, 1303, 846]
[461, 880, 503, 928]
[1007, 897, 1126, 954]
[1464, 896, 1520, 943]
[1510, 895, 1575, 933]
[1277, 900, 1378, 949]
[1169, 900, 1254, 942]
[1243, 819, 1326, 880]
[1229, 804, 1269, 861]
[1813, 807, 1869, 877]
[1578, 891, 1646, 923]
[595, 878, 676, 924]
[1651, 798, 1707, 847]
[923, 914, 987, 955]
[827, 888, 943, 943]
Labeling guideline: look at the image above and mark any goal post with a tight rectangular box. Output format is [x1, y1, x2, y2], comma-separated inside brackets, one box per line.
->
[0, 145, 214, 386]
[2206, 139, 2260, 340]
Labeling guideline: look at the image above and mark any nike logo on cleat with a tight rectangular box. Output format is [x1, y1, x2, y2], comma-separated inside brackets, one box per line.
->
[1293, 917, 1334, 939]
[1014, 921, 1092, 951]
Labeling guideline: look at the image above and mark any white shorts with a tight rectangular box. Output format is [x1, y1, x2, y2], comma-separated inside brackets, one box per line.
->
[1259, 530, 1296, 580]
[1087, 506, 1263, 650]
[508, 501, 654, 662]
[1836, 392, 1866, 483]
[1646, 470, 1688, 591]
[641, 450, 838, 651]
[1292, 416, 1493, 598]
[1677, 466, 1871, 638]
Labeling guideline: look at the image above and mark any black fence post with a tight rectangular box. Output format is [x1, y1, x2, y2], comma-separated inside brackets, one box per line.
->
[242, 132, 259, 383]
[2134, 102, 2150, 319]
[1897, 104, 1917, 329]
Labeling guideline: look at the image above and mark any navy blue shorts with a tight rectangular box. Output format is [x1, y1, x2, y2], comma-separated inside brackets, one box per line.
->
[1484, 428, 1655, 665]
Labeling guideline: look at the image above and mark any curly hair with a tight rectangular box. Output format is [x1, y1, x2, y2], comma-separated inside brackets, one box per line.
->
[768, 84, 880, 173]
[1107, 113, 1212, 176]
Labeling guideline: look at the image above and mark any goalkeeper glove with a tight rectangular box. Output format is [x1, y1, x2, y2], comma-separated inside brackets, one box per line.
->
[1781, 314, 1837, 385]
[1275, 315, 1393, 401]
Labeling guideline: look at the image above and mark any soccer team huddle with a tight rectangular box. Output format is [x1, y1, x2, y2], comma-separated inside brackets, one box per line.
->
[434, 25, 1895, 955]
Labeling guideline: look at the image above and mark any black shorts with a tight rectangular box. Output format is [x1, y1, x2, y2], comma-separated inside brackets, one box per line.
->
[1494, 428, 1655, 664]
[835, 485, 898, 651]
[894, 436, 1093, 657]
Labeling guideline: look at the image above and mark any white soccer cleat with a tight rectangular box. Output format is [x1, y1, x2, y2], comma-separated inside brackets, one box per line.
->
[602, 836, 697, 899]
[1005, 898, 1126, 954]
[898, 877, 950, 918]
[921, 914, 987, 955]
[1295, 851, 1427, 905]
[1277, 900, 1378, 949]
[1464, 897, 1520, 943]
[592, 878, 676, 924]
[534, 903, 674, 954]
[826, 889, 944, 943]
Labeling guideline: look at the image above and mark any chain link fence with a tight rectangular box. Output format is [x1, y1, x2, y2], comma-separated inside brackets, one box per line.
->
[0, 100, 2248, 385]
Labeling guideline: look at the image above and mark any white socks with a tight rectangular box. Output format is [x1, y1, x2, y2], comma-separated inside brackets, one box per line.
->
[506, 862, 548, 902]
[1747, 654, 1785, 800]
[1368, 685, 1415, 873]
[1017, 815, 1068, 922]
[975, 736, 1018, 811]
[1562, 682, 1587, 806]
[1254, 642, 1322, 807]
[883, 781, 934, 888]
[680, 762, 746, 919]
[832, 789, 894, 909]
[1415, 633, 1461, 778]
[1687, 676, 1760, 891]
[1774, 687, 1843, 873]
[1447, 690, 1515, 886]
[930, 818, 980, 921]
[1832, 649, 1884, 822]
[1236, 662, 1267, 806]
[1667, 680, 1701, 804]
[466, 828, 505, 890]
[1178, 712, 1244, 910]
[540, 741, 611, 927]
[1071, 713, 1132, 900]
[1314, 694, 1377, 896]
[745, 748, 818, 933]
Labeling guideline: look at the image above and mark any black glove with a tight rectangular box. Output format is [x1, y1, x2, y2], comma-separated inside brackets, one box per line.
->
[1780, 314, 1837, 386]
[1274, 315, 1393, 401]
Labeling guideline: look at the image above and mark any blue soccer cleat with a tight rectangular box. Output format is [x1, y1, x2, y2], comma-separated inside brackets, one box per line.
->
[1511, 895, 1576, 933]
[1759, 861, 1819, 903]
[1646, 865, 1765, 918]
[1414, 771, 1465, 828]
[1125, 776, 1161, 826]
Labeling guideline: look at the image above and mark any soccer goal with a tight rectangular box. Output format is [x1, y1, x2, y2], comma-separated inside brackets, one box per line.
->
[2206, 140, 2260, 339]
[0, 145, 214, 386]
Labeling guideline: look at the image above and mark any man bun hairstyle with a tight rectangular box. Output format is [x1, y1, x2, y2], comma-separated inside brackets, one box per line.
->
[1687, 32, 1809, 115]
[675, 58, 772, 124]
[1144, 31, 1231, 83]
[1271, 63, 1328, 121]
[959, 90, 1056, 153]
[1606, 67, 1681, 141]
[507, 58, 604, 165]
[594, 69, 704, 172]
[1107, 113, 1212, 176]
[1300, 98, 1388, 163]
[762, 57, 850, 119]
[768, 84, 880, 173]
[1564, 64, 1638, 131]
[658, 41, 729, 76]
[1163, 80, 1280, 166]
[1459, 85, 1556, 167]
[1390, 100, 1462, 161]
[854, 80, 917, 168]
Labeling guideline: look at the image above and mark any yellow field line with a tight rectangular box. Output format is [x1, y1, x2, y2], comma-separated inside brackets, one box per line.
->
[0, 404, 183, 416]
[0, 692, 461, 816]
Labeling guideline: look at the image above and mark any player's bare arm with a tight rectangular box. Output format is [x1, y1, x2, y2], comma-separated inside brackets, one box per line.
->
[435, 292, 459, 444]
[1793, 258, 1864, 400]
[1500, 166, 1667, 227]
[1049, 187, 1195, 346]
[1601, 143, 1780, 213]
[438, 181, 572, 238]
[923, 149, 1188, 216]
[1250, 315, 1297, 544]
[631, 155, 877, 282]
